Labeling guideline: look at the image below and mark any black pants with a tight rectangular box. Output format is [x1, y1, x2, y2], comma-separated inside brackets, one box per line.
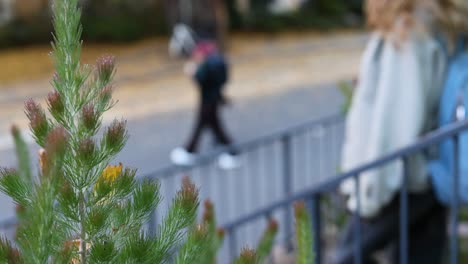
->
[185, 102, 233, 153]
[333, 189, 447, 264]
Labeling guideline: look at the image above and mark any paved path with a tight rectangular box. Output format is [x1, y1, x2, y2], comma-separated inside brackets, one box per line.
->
[0, 32, 366, 144]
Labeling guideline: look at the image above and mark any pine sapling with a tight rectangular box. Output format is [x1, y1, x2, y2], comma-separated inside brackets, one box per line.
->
[0, 0, 202, 263]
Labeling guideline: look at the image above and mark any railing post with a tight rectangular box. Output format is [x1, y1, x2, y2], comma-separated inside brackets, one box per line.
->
[308, 194, 322, 264]
[229, 228, 238, 260]
[451, 134, 460, 264]
[282, 134, 293, 245]
[148, 209, 157, 236]
[353, 174, 362, 264]
[400, 157, 409, 264]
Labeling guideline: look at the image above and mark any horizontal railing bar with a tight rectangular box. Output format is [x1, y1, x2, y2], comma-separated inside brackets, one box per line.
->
[145, 113, 344, 180]
[222, 119, 468, 230]
[0, 217, 17, 230]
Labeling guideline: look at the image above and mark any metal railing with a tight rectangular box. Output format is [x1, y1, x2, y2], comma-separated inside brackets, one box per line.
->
[142, 113, 345, 250]
[220, 119, 468, 264]
[2, 113, 466, 263]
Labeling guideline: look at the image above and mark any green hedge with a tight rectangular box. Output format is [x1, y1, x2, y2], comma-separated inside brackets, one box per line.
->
[0, 0, 363, 47]
[228, 0, 363, 32]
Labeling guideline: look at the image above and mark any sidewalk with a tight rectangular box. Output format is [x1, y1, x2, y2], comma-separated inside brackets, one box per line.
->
[0, 31, 366, 148]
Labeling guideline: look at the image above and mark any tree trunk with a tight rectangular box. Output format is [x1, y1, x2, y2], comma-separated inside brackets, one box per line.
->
[212, 0, 229, 51]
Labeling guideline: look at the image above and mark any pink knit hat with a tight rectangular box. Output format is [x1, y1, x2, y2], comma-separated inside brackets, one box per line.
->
[192, 41, 218, 58]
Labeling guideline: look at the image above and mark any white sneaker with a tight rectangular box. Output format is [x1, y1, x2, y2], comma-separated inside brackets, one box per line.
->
[170, 147, 196, 166]
[218, 153, 240, 170]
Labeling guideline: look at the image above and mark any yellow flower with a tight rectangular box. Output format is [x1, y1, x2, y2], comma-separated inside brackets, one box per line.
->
[101, 163, 123, 184]
[95, 163, 123, 192]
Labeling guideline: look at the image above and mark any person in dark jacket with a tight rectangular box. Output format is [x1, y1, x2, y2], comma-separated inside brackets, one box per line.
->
[170, 41, 239, 169]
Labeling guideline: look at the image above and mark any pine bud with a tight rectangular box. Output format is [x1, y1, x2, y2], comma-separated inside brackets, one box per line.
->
[81, 104, 98, 132]
[60, 181, 77, 205]
[77, 138, 96, 164]
[294, 201, 307, 220]
[179, 177, 199, 212]
[203, 199, 214, 223]
[10, 125, 20, 138]
[15, 204, 25, 215]
[216, 228, 225, 239]
[193, 224, 208, 241]
[47, 90, 65, 116]
[238, 247, 257, 263]
[0, 238, 21, 264]
[96, 56, 115, 83]
[104, 119, 127, 153]
[45, 126, 69, 161]
[268, 219, 279, 233]
[25, 99, 49, 145]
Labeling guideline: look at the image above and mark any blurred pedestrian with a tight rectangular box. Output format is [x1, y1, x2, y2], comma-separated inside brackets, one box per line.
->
[169, 25, 239, 169]
[333, 0, 458, 263]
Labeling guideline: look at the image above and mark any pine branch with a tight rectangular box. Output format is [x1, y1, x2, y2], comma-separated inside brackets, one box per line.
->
[154, 177, 200, 262]
[294, 201, 314, 264]
[79, 191, 87, 264]
[256, 219, 278, 262]
[175, 224, 209, 264]
[11, 126, 32, 185]
[234, 247, 259, 264]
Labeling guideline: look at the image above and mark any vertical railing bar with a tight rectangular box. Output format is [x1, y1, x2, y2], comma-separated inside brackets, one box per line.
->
[325, 123, 332, 179]
[147, 173, 158, 236]
[200, 165, 209, 203]
[353, 174, 361, 264]
[227, 163, 235, 220]
[306, 128, 313, 186]
[282, 134, 293, 248]
[400, 157, 409, 264]
[310, 194, 322, 264]
[262, 145, 270, 206]
[229, 228, 238, 260]
[246, 150, 256, 244]
[253, 148, 261, 206]
[317, 126, 324, 181]
[451, 134, 460, 264]
[148, 209, 157, 236]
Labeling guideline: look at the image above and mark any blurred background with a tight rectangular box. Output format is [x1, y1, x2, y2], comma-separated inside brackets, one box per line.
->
[0, 0, 362, 45]
[0, 0, 366, 171]
[0, 0, 375, 262]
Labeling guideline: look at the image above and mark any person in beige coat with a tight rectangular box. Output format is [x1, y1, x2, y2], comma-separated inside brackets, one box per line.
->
[334, 0, 467, 263]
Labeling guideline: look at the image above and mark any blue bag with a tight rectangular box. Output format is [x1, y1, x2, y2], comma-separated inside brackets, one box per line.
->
[429, 36, 468, 205]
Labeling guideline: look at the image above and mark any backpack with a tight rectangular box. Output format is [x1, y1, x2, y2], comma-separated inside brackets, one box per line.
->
[429, 36, 468, 206]
[206, 54, 228, 88]
[195, 53, 229, 103]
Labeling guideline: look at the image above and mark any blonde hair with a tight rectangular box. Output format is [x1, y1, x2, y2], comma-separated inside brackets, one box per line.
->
[366, 0, 468, 40]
